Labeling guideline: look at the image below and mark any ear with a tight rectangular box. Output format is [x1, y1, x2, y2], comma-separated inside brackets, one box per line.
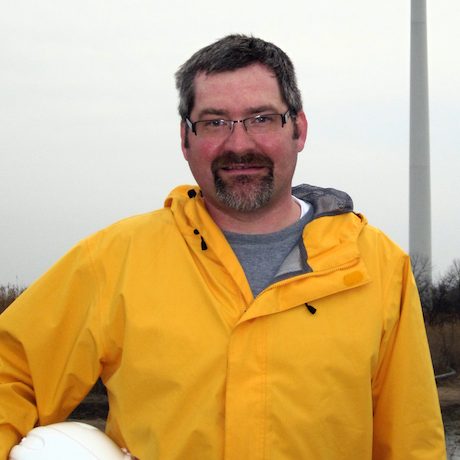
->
[295, 111, 308, 152]
[180, 121, 189, 161]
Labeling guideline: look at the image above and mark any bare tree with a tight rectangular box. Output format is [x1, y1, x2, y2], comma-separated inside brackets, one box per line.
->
[434, 259, 460, 318]
[0, 284, 26, 315]
[411, 253, 433, 314]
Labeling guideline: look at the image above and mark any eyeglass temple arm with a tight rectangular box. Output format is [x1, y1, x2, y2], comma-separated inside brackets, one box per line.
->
[185, 118, 198, 135]
[281, 110, 295, 127]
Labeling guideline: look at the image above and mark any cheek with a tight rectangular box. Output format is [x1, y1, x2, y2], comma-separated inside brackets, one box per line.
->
[186, 146, 218, 183]
[187, 140, 226, 167]
[260, 135, 298, 159]
[193, 137, 224, 153]
[268, 139, 300, 173]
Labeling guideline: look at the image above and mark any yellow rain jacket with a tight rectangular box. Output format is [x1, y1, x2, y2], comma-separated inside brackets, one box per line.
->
[0, 185, 446, 459]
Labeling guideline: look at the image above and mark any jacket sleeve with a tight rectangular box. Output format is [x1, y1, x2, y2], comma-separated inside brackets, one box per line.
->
[0, 240, 104, 457]
[371, 255, 446, 459]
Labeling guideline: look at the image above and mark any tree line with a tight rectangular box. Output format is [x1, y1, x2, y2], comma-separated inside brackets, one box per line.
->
[412, 256, 460, 325]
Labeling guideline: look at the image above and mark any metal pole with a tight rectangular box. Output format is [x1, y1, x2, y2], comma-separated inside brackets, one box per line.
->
[410, 0, 432, 281]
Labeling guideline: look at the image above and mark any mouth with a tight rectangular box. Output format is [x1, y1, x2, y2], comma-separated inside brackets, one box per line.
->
[212, 152, 273, 177]
[220, 164, 268, 173]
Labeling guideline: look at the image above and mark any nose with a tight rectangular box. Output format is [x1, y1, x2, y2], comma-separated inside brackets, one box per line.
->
[223, 121, 256, 152]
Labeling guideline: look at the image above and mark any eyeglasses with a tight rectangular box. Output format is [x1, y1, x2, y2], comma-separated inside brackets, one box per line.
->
[185, 110, 292, 139]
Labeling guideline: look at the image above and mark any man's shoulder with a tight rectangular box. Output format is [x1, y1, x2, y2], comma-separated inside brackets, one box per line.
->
[107, 208, 172, 231]
[361, 221, 405, 253]
[84, 208, 176, 249]
[357, 221, 409, 274]
[294, 183, 408, 261]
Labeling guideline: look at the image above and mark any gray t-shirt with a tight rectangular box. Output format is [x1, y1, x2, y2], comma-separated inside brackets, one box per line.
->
[224, 207, 313, 297]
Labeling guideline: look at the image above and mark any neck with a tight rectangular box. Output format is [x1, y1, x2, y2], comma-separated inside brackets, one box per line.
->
[204, 194, 301, 234]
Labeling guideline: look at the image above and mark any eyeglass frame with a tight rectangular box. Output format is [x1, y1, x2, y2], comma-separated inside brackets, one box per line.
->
[185, 110, 293, 137]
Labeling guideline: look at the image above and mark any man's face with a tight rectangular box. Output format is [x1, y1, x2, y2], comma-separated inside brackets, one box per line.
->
[181, 63, 307, 214]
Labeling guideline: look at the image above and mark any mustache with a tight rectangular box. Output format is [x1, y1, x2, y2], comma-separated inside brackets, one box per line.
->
[211, 152, 274, 173]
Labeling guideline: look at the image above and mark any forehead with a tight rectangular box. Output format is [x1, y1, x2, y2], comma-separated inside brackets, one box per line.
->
[191, 63, 284, 116]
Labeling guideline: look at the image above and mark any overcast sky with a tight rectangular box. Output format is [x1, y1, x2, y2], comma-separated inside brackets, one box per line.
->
[1, 0, 459, 286]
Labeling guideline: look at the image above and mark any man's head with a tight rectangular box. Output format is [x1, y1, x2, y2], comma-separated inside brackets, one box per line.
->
[175, 34, 303, 123]
[176, 35, 307, 219]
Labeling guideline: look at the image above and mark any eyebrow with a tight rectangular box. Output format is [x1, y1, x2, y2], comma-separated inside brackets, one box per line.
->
[196, 104, 283, 120]
[196, 108, 227, 119]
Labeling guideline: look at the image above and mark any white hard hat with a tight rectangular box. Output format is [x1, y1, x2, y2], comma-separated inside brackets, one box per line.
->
[9, 422, 133, 460]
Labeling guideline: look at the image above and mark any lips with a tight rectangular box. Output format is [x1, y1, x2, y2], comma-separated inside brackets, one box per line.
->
[221, 164, 266, 171]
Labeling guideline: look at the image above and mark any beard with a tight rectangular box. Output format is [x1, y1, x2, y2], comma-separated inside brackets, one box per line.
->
[211, 152, 274, 212]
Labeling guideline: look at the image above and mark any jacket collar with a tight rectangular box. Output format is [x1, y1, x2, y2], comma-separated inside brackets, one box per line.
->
[165, 184, 371, 314]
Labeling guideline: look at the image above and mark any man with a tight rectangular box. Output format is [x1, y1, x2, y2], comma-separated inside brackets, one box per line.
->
[0, 35, 446, 459]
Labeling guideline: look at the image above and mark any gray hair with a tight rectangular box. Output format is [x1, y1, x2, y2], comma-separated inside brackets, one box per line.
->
[175, 34, 303, 120]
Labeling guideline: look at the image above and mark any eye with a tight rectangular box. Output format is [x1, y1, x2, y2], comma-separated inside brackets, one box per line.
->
[252, 114, 276, 124]
[203, 119, 227, 128]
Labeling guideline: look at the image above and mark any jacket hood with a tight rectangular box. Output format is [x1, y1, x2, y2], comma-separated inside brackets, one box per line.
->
[292, 184, 354, 218]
